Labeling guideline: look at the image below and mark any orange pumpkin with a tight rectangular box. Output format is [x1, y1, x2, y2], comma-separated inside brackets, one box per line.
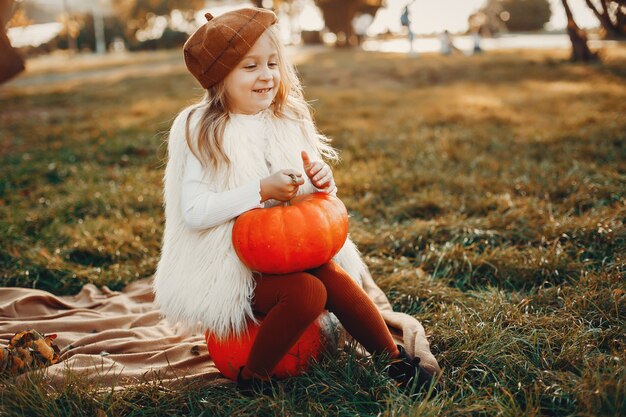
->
[232, 192, 349, 274]
[206, 311, 342, 381]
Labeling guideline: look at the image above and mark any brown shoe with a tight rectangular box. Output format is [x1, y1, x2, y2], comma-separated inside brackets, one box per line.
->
[235, 366, 277, 397]
[386, 345, 437, 396]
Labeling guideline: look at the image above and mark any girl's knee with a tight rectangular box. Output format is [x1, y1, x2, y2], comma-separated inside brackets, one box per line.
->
[286, 273, 327, 319]
[310, 260, 350, 280]
[309, 261, 340, 275]
[309, 261, 352, 286]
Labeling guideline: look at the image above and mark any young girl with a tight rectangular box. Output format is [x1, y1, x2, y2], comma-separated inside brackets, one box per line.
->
[154, 7, 439, 396]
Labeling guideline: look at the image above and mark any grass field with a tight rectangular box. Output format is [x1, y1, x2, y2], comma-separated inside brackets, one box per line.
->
[1, 45, 625, 416]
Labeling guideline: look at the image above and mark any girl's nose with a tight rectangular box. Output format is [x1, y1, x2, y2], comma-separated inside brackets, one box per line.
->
[259, 66, 272, 80]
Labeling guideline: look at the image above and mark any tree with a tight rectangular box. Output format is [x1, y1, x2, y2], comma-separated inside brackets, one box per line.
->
[6, 4, 30, 27]
[561, 0, 598, 61]
[469, 3, 507, 36]
[473, 0, 551, 34]
[498, 0, 551, 31]
[314, 0, 383, 47]
[0, 0, 25, 84]
[110, 0, 204, 41]
[584, 0, 626, 38]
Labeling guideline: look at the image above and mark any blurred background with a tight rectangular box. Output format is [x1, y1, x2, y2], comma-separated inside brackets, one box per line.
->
[1, 2, 624, 415]
[2, 0, 625, 79]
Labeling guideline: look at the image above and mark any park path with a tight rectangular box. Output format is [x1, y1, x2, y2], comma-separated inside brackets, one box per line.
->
[4, 35, 622, 91]
[2, 45, 326, 91]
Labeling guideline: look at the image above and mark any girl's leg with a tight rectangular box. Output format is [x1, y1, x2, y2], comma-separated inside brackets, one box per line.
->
[307, 261, 400, 358]
[241, 271, 327, 380]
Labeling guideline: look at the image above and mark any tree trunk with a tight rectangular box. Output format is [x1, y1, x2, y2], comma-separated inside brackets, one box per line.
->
[0, 0, 25, 84]
[561, 0, 599, 62]
[317, 0, 360, 47]
[584, 0, 625, 38]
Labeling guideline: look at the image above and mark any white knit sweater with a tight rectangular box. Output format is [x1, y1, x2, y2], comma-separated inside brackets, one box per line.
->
[153, 106, 368, 341]
[181, 112, 337, 230]
[181, 113, 260, 230]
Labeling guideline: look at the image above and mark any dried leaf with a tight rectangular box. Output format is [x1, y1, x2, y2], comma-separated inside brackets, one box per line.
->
[1, 329, 61, 374]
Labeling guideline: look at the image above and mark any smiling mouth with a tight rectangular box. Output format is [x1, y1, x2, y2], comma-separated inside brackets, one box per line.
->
[253, 88, 272, 93]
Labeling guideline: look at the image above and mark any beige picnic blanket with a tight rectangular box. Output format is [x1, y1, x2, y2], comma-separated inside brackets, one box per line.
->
[0, 271, 438, 387]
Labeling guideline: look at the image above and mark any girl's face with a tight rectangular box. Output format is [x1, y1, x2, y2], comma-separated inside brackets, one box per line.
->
[224, 30, 281, 115]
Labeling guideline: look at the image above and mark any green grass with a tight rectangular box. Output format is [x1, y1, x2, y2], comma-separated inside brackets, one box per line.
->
[1, 45, 625, 416]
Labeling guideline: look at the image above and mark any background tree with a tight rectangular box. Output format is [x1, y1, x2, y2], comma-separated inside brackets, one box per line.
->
[498, 0, 551, 31]
[0, 0, 25, 84]
[17, 0, 47, 23]
[468, 8, 508, 36]
[473, 0, 551, 34]
[253, 0, 308, 44]
[501, 0, 551, 31]
[110, 0, 204, 42]
[60, 0, 78, 52]
[53, 13, 125, 53]
[584, 0, 625, 38]
[6, 2, 30, 27]
[562, 0, 598, 61]
[314, 0, 383, 47]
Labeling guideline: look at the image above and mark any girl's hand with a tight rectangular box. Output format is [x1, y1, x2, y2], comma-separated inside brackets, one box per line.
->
[301, 151, 337, 195]
[260, 169, 304, 202]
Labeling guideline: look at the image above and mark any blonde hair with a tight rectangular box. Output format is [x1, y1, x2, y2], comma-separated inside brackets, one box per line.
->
[184, 25, 337, 171]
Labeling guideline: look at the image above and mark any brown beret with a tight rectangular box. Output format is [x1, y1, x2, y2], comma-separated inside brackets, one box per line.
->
[183, 7, 278, 89]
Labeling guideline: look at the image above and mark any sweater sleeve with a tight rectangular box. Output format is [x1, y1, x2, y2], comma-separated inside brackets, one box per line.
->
[181, 149, 263, 230]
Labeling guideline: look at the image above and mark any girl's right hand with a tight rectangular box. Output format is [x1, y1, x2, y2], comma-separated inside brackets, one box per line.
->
[260, 170, 304, 202]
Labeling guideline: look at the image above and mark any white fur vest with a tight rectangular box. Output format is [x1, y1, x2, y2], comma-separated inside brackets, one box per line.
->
[153, 106, 368, 341]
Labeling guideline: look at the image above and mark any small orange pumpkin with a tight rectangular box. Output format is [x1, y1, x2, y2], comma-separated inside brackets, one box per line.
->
[232, 192, 349, 274]
[206, 311, 342, 381]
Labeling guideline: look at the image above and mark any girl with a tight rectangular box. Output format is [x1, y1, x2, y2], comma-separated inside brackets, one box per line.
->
[153, 7, 439, 396]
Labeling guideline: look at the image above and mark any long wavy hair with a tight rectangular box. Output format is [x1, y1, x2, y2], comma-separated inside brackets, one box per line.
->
[184, 25, 337, 172]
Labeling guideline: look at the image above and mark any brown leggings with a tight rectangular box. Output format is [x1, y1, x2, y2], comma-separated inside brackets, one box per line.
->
[243, 261, 400, 379]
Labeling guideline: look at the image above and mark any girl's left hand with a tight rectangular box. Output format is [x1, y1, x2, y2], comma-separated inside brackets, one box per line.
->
[301, 151, 337, 195]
